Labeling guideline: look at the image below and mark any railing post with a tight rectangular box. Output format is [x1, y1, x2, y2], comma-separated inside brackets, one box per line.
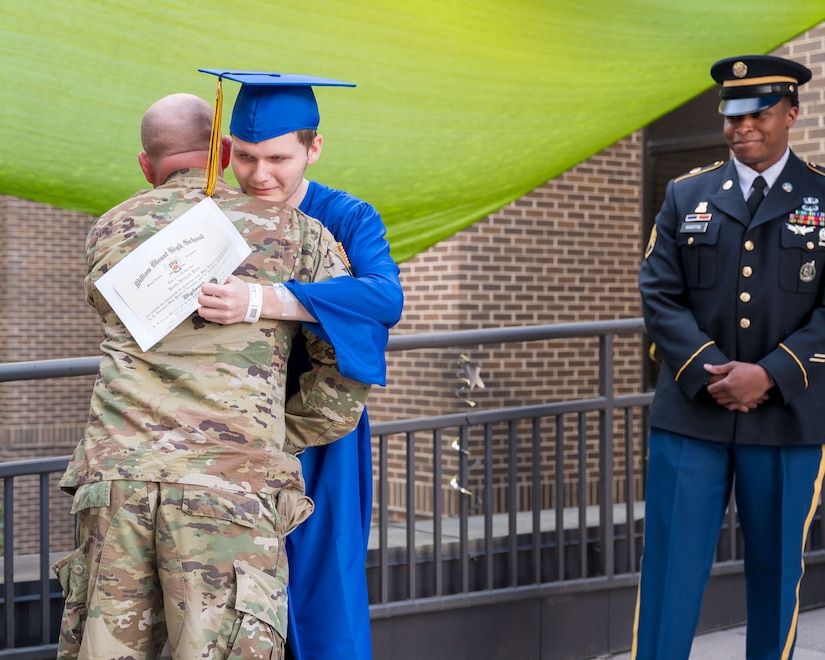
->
[405, 431, 417, 600]
[531, 417, 542, 584]
[599, 333, 615, 579]
[378, 434, 389, 604]
[4, 477, 14, 649]
[457, 425, 470, 594]
[507, 420, 518, 587]
[432, 429, 443, 597]
[39, 473, 51, 645]
[554, 416, 566, 581]
[483, 424, 494, 590]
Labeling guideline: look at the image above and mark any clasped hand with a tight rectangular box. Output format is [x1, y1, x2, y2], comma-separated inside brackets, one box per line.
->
[704, 361, 772, 413]
[197, 275, 249, 324]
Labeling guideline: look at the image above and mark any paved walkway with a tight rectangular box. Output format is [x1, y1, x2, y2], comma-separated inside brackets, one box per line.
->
[603, 607, 825, 659]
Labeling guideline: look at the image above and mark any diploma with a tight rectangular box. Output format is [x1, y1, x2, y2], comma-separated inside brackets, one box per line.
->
[95, 197, 252, 351]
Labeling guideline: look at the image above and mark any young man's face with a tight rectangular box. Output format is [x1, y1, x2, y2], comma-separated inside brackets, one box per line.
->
[231, 132, 321, 207]
[723, 99, 798, 172]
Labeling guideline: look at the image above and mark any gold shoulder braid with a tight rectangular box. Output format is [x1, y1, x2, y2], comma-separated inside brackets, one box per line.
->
[674, 160, 724, 183]
[807, 162, 825, 177]
[644, 225, 657, 259]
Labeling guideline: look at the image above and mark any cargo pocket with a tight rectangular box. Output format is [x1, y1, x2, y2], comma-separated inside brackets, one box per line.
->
[223, 559, 288, 660]
[52, 547, 89, 658]
[181, 484, 261, 528]
[69, 481, 111, 514]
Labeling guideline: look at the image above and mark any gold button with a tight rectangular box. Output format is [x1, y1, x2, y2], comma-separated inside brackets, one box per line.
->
[740, 318, 751, 329]
[742, 266, 753, 277]
[688, 236, 695, 245]
[744, 240, 755, 251]
[740, 292, 751, 303]
[808, 241, 815, 250]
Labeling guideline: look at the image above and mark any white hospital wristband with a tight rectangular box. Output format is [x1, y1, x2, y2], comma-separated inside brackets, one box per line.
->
[272, 283, 298, 318]
[244, 283, 263, 323]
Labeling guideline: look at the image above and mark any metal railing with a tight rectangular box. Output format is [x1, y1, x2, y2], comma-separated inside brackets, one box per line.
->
[0, 457, 67, 659]
[4, 319, 818, 656]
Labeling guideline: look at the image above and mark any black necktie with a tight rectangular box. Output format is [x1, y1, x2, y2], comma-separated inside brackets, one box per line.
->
[746, 175, 767, 218]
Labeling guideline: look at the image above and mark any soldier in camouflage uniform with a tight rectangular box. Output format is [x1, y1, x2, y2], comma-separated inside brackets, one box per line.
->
[52, 93, 370, 660]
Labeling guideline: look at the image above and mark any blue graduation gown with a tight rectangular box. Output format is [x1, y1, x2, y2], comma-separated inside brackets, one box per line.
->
[284, 181, 403, 660]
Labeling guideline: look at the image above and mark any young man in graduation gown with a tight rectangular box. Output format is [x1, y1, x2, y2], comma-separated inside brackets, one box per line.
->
[197, 70, 404, 660]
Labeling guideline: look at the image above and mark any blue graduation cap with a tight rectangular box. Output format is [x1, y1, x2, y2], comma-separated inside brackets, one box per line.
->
[199, 69, 356, 142]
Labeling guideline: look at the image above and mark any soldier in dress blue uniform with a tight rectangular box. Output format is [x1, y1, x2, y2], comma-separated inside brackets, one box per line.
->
[634, 55, 825, 659]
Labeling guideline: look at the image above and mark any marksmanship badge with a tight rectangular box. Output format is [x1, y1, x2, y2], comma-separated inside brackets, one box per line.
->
[800, 260, 817, 283]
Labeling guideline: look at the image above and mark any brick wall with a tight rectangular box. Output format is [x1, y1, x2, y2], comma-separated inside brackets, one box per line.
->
[782, 26, 825, 157]
[370, 133, 644, 421]
[0, 196, 100, 451]
[0, 195, 101, 553]
[368, 133, 646, 519]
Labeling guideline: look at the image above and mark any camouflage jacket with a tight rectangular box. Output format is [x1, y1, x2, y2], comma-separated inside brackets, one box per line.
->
[60, 171, 369, 495]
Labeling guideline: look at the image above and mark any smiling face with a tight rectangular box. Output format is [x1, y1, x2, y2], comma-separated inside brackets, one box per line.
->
[230, 132, 322, 207]
[723, 98, 798, 172]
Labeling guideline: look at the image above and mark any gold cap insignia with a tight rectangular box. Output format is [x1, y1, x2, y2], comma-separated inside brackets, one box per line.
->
[732, 61, 748, 78]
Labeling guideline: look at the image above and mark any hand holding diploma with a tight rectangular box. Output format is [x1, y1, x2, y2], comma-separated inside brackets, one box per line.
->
[94, 197, 252, 351]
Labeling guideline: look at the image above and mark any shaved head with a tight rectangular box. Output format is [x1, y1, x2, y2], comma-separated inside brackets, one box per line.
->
[140, 93, 213, 160]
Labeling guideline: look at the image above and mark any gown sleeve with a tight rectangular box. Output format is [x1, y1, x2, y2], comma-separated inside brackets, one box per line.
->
[284, 199, 403, 386]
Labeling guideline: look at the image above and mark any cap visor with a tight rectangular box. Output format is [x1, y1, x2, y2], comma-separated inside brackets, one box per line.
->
[718, 95, 783, 117]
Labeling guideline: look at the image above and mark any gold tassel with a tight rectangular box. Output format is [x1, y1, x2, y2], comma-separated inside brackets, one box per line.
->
[337, 242, 351, 268]
[204, 77, 223, 197]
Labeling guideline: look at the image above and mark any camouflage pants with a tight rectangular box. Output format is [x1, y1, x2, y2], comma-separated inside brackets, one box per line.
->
[52, 480, 313, 660]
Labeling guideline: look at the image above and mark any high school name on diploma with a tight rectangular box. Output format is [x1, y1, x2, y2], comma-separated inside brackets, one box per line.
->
[95, 197, 252, 351]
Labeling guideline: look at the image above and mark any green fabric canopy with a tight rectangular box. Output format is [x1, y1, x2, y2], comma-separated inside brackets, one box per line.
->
[2, 2, 824, 262]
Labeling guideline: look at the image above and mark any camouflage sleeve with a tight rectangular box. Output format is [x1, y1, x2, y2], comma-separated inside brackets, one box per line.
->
[84, 221, 103, 309]
[309, 223, 354, 280]
[283, 331, 370, 454]
[282, 223, 370, 453]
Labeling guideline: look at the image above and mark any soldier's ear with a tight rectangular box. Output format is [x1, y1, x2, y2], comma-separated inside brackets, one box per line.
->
[786, 104, 798, 129]
[138, 152, 155, 185]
